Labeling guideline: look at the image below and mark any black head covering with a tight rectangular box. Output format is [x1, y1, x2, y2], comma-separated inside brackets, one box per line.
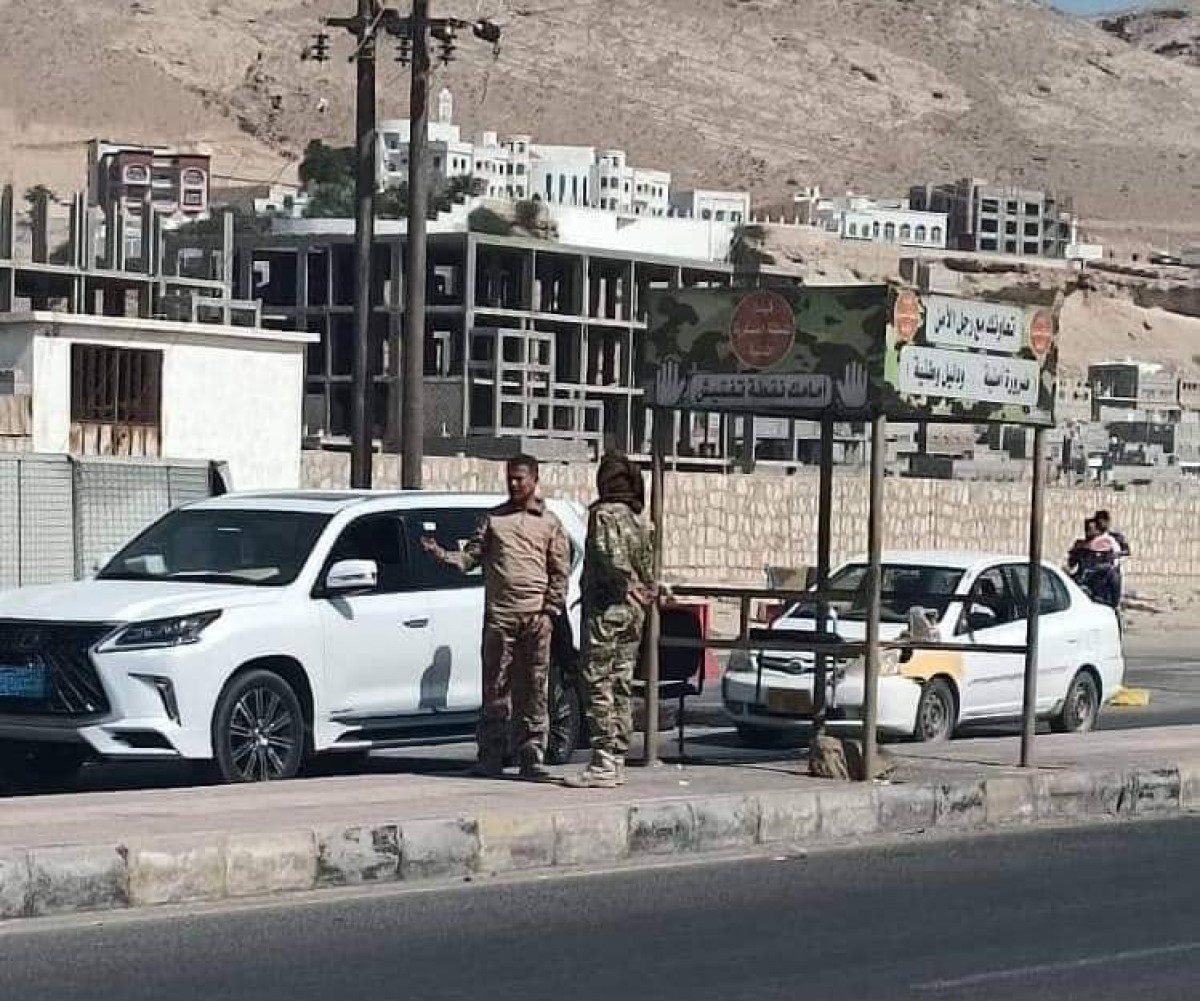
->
[594, 452, 644, 514]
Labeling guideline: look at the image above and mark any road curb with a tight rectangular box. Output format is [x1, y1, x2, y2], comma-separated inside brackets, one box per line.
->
[2, 760, 1197, 924]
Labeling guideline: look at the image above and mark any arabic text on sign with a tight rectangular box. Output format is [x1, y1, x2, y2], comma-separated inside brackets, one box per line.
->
[922, 296, 1026, 355]
[897, 346, 1041, 408]
[687, 373, 833, 409]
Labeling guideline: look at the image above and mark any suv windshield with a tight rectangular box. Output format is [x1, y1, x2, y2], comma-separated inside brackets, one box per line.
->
[784, 563, 965, 624]
[98, 509, 332, 587]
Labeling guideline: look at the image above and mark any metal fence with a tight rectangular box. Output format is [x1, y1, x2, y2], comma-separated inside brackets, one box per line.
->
[0, 454, 218, 589]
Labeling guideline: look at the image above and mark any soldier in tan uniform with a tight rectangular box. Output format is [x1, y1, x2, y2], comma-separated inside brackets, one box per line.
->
[423, 455, 570, 780]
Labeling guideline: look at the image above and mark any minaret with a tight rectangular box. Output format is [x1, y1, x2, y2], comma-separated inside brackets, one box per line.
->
[437, 87, 453, 125]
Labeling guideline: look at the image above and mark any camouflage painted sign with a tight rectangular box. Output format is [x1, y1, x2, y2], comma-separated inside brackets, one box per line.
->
[640, 285, 889, 418]
[640, 285, 1059, 426]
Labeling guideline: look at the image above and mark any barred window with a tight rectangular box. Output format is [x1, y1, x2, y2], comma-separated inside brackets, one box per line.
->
[70, 345, 162, 427]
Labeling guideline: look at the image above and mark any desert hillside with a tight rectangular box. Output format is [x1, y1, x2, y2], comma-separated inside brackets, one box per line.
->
[1097, 3, 1200, 66]
[0, 0, 1197, 247]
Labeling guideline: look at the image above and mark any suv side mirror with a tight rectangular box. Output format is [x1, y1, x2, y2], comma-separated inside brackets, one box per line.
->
[324, 559, 378, 594]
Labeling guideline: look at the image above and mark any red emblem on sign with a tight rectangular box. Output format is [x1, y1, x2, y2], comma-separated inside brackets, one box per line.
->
[1028, 310, 1054, 359]
[893, 290, 922, 344]
[729, 291, 795, 370]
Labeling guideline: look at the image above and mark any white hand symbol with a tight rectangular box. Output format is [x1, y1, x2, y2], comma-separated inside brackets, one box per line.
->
[655, 358, 688, 407]
[836, 361, 870, 410]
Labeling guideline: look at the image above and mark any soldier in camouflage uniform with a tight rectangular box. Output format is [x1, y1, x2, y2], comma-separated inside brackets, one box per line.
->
[566, 453, 655, 789]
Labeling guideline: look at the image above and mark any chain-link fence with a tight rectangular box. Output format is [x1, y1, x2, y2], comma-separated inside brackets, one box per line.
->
[0, 454, 219, 589]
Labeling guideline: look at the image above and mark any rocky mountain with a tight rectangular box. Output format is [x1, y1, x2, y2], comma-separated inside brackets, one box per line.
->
[0, 0, 1197, 244]
[1097, 3, 1200, 67]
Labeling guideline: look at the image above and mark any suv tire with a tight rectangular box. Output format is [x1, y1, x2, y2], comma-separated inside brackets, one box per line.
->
[212, 669, 307, 783]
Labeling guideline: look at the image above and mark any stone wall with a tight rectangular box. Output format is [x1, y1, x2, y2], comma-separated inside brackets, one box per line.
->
[303, 452, 1200, 597]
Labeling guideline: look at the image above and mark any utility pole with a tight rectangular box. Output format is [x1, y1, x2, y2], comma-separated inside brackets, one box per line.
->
[313, 1, 380, 489]
[403, 0, 430, 490]
[352, 0, 379, 491]
[312, 4, 501, 491]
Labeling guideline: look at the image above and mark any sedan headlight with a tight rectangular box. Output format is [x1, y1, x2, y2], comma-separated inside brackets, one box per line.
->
[727, 647, 756, 674]
[101, 611, 222, 652]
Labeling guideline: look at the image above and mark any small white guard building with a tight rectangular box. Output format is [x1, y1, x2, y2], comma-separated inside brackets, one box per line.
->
[0, 313, 314, 489]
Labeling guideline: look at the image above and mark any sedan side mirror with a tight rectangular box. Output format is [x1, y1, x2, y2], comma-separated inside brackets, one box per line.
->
[324, 559, 378, 594]
[965, 603, 998, 635]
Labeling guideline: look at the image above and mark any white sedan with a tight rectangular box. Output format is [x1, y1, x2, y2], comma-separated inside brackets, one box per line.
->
[722, 550, 1125, 745]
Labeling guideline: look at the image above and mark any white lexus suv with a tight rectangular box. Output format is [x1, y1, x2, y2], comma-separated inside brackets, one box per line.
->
[0, 491, 592, 785]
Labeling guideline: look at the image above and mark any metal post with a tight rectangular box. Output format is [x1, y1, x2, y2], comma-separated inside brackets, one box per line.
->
[401, 0, 430, 490]
[221, 210, 235, 326]
[813, 418, 834, 736]
[861, 414, 887, 782]
[349, 0, 378, 490]
[1019, 426, 1047, 767]
[641, 407, 666, 767]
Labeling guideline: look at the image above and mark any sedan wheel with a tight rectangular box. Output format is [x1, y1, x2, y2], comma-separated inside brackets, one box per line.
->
[213, 670, 306, 783]
[914, 678, 956, 743]
[1051, 671, 1100, 734]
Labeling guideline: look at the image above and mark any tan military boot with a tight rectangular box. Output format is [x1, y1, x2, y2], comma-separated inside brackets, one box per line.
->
[563, 750, 619, 788]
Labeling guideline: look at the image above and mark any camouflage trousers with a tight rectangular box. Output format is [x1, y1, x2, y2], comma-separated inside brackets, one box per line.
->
[581, 601, 646, 758]
[479, 612, 551, 763]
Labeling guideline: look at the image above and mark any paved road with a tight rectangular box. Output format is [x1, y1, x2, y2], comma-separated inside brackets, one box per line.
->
[1107, 654, 1200, 730]
[4, 819, 1199, 1000]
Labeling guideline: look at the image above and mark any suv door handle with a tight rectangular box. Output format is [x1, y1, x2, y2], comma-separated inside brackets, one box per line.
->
[403, 617, 429, 629]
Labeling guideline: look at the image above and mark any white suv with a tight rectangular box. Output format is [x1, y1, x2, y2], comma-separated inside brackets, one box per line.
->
[0, 491, 590, 784]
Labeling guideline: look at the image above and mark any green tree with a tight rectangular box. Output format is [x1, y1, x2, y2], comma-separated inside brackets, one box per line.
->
[299, 134, 485, 220]
[23, 185, 56, 224]
[298, 140, 355, 187]
[728, 224, 775, 271]
[468, 206, 513, 236]
[304, 181, 357, 219]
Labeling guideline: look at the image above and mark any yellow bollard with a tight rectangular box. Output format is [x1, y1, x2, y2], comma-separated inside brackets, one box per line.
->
[1108, 687, 1151, 708]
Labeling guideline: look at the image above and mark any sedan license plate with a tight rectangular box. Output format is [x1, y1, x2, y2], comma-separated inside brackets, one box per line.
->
[767, 689, 812, 715]
[0, 664, 48, 700]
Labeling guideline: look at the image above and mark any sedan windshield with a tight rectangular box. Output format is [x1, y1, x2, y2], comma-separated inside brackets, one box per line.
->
[784, 563, 965, 624]
[98, 509, 332, 587]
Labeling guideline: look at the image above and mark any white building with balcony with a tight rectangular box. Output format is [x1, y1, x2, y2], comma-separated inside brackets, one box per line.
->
[376, 90, 676, 216]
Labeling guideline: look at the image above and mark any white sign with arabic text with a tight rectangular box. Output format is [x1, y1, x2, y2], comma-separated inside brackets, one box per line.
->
[922, 296, 1027, 355]
[897, 346, 1040, 407]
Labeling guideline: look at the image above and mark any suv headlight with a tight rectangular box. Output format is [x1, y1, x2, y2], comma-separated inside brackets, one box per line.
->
[100, 611, 222, 652]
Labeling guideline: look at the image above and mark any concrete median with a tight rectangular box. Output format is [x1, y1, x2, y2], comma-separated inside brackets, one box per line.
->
[1, 758, 1197, 924]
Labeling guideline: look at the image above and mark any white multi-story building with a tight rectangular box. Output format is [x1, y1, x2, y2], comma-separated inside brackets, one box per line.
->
[806, 192, 947, 250]
[376, 90, 677, 217]
[669, 189, 750, 224]
[378, 90, 479, 192]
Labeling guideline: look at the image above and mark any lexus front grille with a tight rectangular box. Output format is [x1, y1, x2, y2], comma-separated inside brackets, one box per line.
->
[0, 621, 113, 717]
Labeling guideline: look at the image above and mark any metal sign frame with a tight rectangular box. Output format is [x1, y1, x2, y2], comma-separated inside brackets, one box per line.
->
[639, 283, 1057, 776]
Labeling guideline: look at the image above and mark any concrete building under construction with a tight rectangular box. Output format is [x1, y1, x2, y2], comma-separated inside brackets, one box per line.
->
[176, 216, 859, 464]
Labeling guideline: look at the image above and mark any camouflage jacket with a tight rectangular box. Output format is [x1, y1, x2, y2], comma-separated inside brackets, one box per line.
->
[582, 501, 654, 611]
